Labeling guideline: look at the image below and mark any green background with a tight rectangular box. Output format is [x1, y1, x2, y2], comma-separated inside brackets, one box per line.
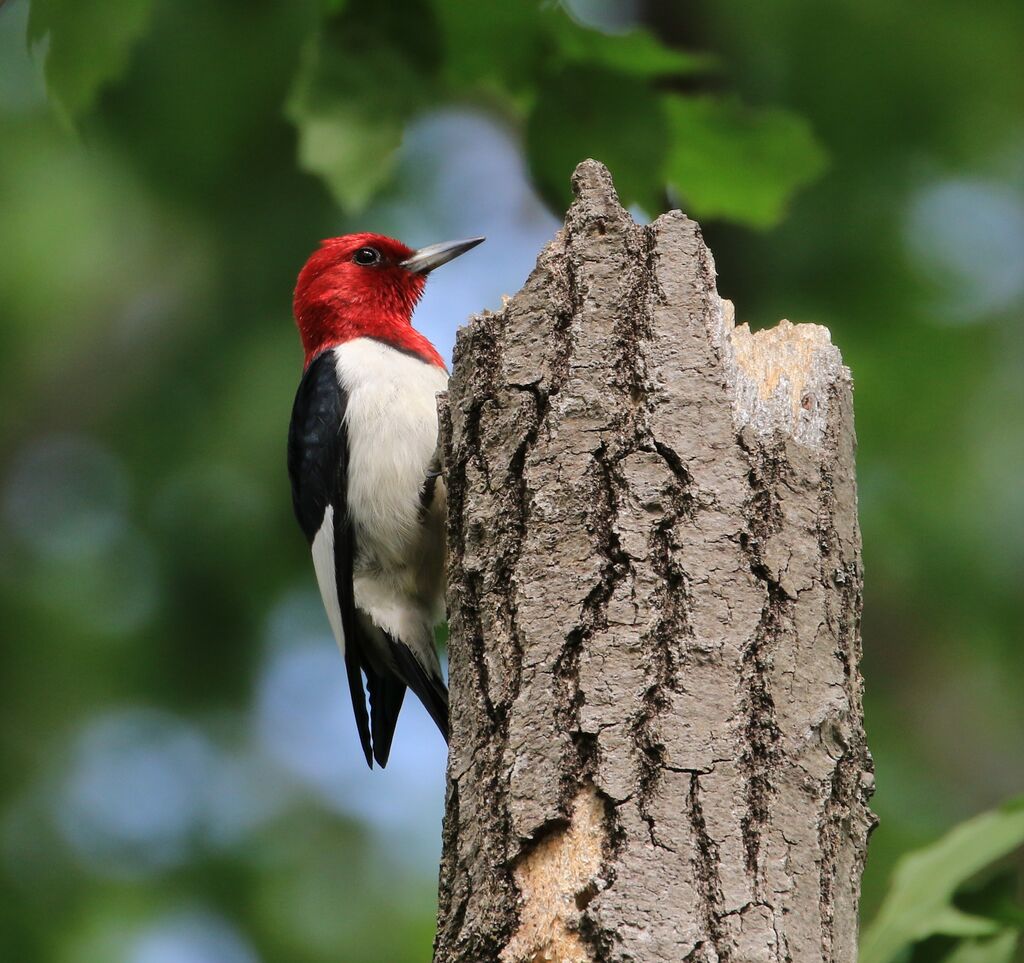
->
[1, 0, 1022, 960]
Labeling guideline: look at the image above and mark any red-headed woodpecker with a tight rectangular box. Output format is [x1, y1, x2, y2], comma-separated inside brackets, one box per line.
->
[287, 232, 484, 767]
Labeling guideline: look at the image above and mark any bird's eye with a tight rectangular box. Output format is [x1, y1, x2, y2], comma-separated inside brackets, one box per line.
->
[353, 247, 381, 266]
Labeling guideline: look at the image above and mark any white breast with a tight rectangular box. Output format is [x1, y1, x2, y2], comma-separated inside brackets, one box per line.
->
[333, 338, 448, 577]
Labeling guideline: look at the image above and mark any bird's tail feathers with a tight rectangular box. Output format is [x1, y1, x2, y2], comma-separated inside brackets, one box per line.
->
[365, 668, 406, 767]
[384, 632, 449, 743]
[344, 646, 373, 768]
[346, 619, 447, 768]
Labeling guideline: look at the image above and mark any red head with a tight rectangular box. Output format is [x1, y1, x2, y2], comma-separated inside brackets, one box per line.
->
[292, 232, 483, 370]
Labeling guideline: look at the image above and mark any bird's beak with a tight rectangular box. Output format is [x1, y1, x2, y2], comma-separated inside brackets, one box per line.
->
[400, 236, 485, 275]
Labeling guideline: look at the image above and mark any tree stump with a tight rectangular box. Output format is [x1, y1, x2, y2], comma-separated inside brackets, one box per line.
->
[435, 160, 873, 963]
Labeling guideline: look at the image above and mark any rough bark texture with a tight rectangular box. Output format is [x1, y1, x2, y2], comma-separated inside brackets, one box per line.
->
[434, 161, 874, 963]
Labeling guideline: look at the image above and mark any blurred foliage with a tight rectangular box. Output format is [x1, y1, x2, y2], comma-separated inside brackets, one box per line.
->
[1, 0, 1023, 961]
[664, 95, 826, 228]
[26, 0, 157, 121]
[28, 0, 823, 228]
[862, 798, 1024, 963]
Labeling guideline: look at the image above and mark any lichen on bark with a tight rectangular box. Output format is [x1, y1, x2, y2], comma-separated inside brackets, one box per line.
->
[434, 160, 873, 963]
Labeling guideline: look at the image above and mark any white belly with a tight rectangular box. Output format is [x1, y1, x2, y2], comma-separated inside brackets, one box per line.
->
[333, 338, 448, 603]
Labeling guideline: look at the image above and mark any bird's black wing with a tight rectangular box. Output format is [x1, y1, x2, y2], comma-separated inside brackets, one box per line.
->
[287, 351, 382, 767]
[287, 351, 346, 545]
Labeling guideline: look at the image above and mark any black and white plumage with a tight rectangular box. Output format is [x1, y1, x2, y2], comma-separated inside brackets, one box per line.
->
[287, 337, 450, 767]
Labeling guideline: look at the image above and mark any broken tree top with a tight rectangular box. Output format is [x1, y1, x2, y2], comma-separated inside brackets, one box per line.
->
[436, 159, 870, 963]
[567, 159, 851, 448]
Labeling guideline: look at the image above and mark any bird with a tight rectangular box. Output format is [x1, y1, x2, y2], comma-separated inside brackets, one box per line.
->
[287, 232, 484, 768]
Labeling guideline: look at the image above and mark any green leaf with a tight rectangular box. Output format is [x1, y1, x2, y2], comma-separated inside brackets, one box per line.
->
[27, 0, 156, 122]
[526, 65, 669, 215]
[941, 930, 1019, 963]
[956, 870, 1024, 930]
[435, 1, 546, 97]
[289, 109, 405, 213]
[286, 1, 441, 212]
[860, 798, 1024, 963]
[663, 94, 827, 229]
[554, 18, 713, 78]
[929, 906, 1003, 939]
[433, 3, 708, 114]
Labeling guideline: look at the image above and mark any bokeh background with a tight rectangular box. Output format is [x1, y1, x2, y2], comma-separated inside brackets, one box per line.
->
[1, 0, 1022, 960]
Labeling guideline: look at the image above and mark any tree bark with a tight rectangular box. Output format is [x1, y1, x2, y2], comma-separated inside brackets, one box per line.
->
[434, 160, 874, 963]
